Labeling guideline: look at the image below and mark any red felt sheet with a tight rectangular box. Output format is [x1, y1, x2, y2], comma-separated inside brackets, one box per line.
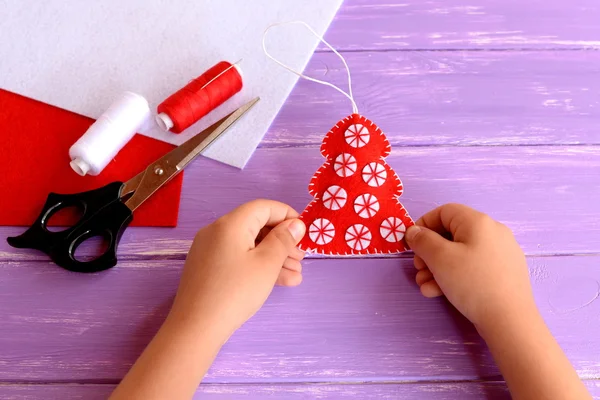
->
[0, 89, 182, 227]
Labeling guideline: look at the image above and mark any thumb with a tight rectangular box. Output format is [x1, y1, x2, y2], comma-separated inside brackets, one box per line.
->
[254, 219, 306, 268]
[405, 225, 457, 273]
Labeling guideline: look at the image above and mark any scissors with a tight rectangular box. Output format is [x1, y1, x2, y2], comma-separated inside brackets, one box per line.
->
[7, 97, 260, 273]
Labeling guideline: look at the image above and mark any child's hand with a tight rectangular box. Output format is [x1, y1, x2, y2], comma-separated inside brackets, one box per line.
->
[169, 199, 306, 337]
[406, 205, 592, 399]
[405, 203, 534, 331]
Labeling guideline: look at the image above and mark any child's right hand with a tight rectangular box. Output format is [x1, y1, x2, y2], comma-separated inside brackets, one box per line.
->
[405, 204, 536, 332]
[407, 204, 593, 399]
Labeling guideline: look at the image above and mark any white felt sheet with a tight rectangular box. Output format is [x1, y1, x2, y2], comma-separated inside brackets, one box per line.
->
[0, 0, 343, 168]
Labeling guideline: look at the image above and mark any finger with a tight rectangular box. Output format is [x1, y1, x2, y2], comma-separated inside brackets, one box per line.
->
[417, 203, 482, 240]
[415, 268, 434, 286]
[405, 225, 462, 273]
[283, 257, 302, 273]
[289, 246, 306, 262]
[255, 226, 271, 246]
[276, 268, 303, 287]
[221, 200, 299, 248]
[254, 219, 306, 271]
[256, 232, 306, 263]
[414, 255, 427, 271]
[230, 199, 298, 225]
[420, 280, 444, 298]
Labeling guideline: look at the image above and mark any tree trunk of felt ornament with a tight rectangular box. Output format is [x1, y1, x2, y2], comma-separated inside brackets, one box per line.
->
[264, 22, 414, 255]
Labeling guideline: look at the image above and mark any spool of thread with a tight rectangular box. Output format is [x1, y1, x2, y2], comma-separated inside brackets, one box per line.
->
[69, 92, 150, 176]
[156, 61, 243, 133]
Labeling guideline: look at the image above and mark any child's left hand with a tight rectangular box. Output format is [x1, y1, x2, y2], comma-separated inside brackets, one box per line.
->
[169, 199, 306, 338]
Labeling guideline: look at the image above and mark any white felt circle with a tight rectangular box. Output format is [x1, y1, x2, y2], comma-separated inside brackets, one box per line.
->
[334, 153, 357, 178]
[308, 218, 335, 245]
[380, 217, 406, 243]
[345, 124, 370, 148]
[362, 162, 387, 187]
[354, 193, 380, 219]
[345, 224, 372, 251]
[322, 185, 347, 210]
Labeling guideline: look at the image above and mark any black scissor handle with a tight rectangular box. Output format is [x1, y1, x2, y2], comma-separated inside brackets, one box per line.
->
[7, 181, 133, 272]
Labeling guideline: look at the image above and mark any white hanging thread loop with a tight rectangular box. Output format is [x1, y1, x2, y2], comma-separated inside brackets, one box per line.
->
[262, 21, 358, 114]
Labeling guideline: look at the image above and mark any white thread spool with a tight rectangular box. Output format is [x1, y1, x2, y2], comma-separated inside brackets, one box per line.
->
[69, 92, 150, 176]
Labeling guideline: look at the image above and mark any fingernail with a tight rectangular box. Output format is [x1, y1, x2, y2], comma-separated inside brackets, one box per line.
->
[288, 219, 306, 241]
[405, 225, 421, 242]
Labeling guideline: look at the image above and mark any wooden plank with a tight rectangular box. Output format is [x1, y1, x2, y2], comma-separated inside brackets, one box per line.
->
[0, 256, 598, 382]
[2, 381, 600, 399]
[324, 0, 600, 50]
[0, 382, 512, 399]
[0, 382, 508, 400]
[267, 51, 600, 147]
[3, 145, 600, 260]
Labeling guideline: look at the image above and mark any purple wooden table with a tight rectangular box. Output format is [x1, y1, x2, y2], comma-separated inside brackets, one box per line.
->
[2, 1, 600, 398]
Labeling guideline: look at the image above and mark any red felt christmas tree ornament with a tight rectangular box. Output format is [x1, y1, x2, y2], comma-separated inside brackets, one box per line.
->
[264, 22, 414, 255]
[299, 113, 413, 255]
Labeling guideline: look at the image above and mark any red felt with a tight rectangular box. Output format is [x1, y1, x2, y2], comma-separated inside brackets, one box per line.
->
[0, 89, 182, 227]
[299, 114, 414, 255]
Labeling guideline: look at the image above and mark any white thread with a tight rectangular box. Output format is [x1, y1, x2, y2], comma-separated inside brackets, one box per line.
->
[69, 92, 150, 176]
[200, 59, 243, 90]
[263, 21, 358, 114]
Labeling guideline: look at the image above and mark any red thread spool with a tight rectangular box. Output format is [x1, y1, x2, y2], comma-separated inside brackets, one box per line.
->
[156, 61, 243, 133]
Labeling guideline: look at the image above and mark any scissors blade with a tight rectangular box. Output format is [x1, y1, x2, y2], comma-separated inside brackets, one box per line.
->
[123, 97, 259, 211]
[173, 96, 260, 170]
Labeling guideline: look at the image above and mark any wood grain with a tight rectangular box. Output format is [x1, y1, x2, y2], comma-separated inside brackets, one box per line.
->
[0, 382, 515, 399]
[322, 0, 600, 50]
[0, 256, 598, 382]
[4, 382, 600, 399]
[4, 145, 599, 260]
[3, 0, 600, 396]
[0, 382, 511, 400]
[266, 51, 600, 147]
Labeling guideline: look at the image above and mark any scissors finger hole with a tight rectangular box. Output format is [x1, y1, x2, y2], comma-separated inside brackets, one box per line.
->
[45, 204, 85, 232]
[73, 233, 110, 262]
